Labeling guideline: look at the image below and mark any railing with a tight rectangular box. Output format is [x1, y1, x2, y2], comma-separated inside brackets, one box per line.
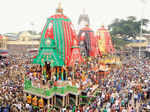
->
[24, 78, 32, 89]
[45, 85, 78, 96]
[24, 79, 78, 96]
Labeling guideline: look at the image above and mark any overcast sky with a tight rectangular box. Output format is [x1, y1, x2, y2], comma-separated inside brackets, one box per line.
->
[0, 0, 150, 34]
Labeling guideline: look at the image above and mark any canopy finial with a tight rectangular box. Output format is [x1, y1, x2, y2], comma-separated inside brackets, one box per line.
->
[56, 2, 63, 14]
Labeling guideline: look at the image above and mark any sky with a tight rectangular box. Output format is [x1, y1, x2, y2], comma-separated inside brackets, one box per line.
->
[0, 0, 150, 34]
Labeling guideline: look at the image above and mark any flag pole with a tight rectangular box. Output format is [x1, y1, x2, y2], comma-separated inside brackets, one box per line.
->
[139, 0, 146, 59]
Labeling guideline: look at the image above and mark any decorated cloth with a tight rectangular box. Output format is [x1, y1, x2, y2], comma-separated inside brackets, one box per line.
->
[78, 26, 100, 57]
[96, 26, 115, 55]
[33, 14, 77, 67]
[68, 38, 84, 66]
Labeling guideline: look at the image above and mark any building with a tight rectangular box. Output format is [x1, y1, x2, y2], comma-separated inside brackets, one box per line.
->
[0, 35, 8, 57]
[4, 31, 40, 55]
[77, 10, 90, 33]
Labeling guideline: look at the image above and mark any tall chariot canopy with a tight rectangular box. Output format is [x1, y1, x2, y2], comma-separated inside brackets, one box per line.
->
[96, 26, 115, 56]
[78, 25, 100, 57]
[33, 3, 77, 67]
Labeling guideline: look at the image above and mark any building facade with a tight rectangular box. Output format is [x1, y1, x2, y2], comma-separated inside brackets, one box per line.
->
[4, 32, 40, 55]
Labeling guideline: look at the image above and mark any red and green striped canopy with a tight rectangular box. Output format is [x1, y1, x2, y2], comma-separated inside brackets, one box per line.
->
[78, 26, 100, 57]
[33, 14, 76, 67]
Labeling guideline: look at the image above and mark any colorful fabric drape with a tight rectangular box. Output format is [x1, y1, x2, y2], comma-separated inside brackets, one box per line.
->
[96, 26, 115, 55]
[78, 26, 100, 57]
[33, 14, 77, 67]
[45, 15, 76, 65]
[97, 31, 106, 54]
[68, 39, 84, 66]
[61, 67, 64, 80]
[57, 67, 60, 80]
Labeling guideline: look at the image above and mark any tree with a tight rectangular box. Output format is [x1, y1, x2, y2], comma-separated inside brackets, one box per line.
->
[108, 16, 150, 39]
[111, 35, 129, 49]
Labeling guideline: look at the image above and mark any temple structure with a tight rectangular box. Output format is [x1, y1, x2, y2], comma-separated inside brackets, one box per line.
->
[78, 11, 99, 57]
[0, 35, 8, 57]
[24, 3, 83, 110]
[78, 9, 90, 32]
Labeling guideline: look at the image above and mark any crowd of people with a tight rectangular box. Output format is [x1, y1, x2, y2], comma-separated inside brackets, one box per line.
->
[78, 56, 150, 112]
[0, 50, 150, 112]
[0, 55, 30, 112]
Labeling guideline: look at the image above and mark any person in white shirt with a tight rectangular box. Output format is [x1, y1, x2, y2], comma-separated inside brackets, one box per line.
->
[122, 107, 127, 112]
[17, 103, 22, 111]
[26, 103, 30, 109]
[61, 108, 66, 112]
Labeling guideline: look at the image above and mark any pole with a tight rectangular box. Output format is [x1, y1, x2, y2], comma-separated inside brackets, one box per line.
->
[139, 13, 143, 59]
[139, 0, 146, 59]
